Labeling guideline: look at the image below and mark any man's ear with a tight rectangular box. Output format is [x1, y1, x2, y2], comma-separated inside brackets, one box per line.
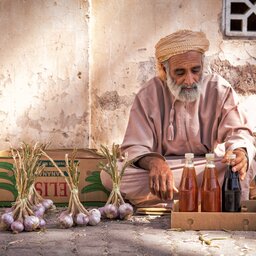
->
[161, 63, 166, 73]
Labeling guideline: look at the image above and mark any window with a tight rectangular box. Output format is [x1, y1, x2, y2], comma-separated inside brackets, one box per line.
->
[225, 0, 256, 37]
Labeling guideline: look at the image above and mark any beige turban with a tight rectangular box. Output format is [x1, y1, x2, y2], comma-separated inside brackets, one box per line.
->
[155, 30, 209, 81]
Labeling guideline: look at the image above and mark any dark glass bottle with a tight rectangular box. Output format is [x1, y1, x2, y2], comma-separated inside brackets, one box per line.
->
[222, 154, 241, 212]
[179, 153, 198, 212]
[201, 153, 221, 212]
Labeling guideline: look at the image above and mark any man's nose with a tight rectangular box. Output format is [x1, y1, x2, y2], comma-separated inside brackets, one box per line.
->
[184, 72, 195, 86]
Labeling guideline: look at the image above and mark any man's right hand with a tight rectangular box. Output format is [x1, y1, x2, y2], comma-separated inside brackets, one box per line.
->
[137, 156, 179, 200]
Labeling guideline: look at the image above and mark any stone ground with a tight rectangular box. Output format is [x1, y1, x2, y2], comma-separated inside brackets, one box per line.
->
[0, 207, 256, 256]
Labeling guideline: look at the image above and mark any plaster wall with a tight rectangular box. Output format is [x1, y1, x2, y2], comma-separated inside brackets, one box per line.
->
[0, 0, 89, 150]
[0, 0, 255, 150]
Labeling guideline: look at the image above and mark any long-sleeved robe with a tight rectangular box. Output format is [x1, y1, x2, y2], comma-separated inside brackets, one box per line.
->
[101, 74, 256, 207]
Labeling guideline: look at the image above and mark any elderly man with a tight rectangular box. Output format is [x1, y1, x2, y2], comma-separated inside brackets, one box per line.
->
[101, 30, 256, 208]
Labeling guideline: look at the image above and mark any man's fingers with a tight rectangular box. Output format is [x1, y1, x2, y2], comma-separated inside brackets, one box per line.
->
[166, 180, 172, 199]
[231, 151, 248, 181]
[222, 149, 248, 181]
[149, 176, 154, 190]
[232, 159, 247, 173]
[155, 188, 161, 199]
[237, 162, 247, 181]
[159, 175, 167, 199]
[149, 164, 176, 200]
[240, 169, 246, 181]
[149, 176, 156, 195]
[150, 178, 170, 200]
[150, 176, 162, 198]
[160, 191, 167, 200]
[222, 150, 233, 163]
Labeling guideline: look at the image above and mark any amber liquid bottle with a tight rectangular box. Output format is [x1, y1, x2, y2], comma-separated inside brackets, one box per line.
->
[201, 153, 221, 212]
[179, 153, 198, 212]
[222, 154, 241, 212]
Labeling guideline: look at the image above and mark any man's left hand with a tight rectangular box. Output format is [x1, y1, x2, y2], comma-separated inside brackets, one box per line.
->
[222, 148, 248, 180]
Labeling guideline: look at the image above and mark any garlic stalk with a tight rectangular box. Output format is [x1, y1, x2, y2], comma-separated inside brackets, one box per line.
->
[41, 149, 101, 228]
[28, 185, 55, 212]
[98, 144, 134, 220]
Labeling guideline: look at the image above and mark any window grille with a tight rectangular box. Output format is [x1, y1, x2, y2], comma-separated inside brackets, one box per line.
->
[225, 0, 256, 37]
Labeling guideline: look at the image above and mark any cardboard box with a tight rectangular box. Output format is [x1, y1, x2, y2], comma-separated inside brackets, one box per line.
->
[250, 177, 256, 199]
[170, 200, 256, 231]
[0, 149, 109, 207]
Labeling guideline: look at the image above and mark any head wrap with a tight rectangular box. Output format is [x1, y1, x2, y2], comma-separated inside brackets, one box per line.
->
[155, 30, 209, 81]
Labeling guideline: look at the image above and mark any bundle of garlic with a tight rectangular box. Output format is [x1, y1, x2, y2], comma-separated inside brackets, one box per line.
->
[41, 149, 101, 228]
[0, 142, 48, 233]
[98, 144, 134, 220]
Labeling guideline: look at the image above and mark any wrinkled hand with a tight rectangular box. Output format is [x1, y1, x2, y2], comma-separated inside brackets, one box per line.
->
[145, 157, 179, 200]
[221, 148, 248, 180]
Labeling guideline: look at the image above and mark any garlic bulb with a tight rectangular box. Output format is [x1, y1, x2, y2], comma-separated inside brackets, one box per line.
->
[74, 212, 89, 226]
[119, 203, 133, 220]
[24, 216, 40, 231]
[59, 210, 69, 219]
[38, 218, 46, 229]
[33, 204, 45, 218]
[104, 204, 119, 219]
[59, 213, 73, 229]
[1, 212, 14, 229]
[98, 207, 106, 218]
[88, 209, 101, 226]
[42, 199, 54, 210]
[11, 220, 24, 234]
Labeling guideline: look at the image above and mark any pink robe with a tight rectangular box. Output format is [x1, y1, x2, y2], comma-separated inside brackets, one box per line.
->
[101, 74, 256, 207]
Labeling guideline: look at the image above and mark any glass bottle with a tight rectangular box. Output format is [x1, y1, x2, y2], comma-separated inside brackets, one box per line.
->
[179, 153, 198, 212]
[222, 154, 241, 212]
[201, 153, 221, 212]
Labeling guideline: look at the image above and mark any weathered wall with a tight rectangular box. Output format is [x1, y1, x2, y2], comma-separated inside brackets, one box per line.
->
[90, 0, 256, 148]
[0, 0, 89, 150]
[0, 0, 255, 150]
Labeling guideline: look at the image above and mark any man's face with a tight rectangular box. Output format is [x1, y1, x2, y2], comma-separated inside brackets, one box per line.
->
[166, 51, 203, 102]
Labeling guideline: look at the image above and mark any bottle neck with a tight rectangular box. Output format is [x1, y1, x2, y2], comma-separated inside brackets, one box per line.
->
[206, 159, 215, 168]
[185, 158, 194, 168]
[226, 154, 236, 167]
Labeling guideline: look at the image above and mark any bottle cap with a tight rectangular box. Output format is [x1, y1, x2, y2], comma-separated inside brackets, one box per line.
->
[205, 153, 214, 160]
[228, 154, 236, 160]
[185, 153, 194, 159]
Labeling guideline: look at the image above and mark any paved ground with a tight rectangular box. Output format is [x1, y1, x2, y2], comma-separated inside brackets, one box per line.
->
[1, 207, 256, 256]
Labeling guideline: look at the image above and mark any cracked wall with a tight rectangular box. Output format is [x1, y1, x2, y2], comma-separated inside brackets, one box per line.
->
[211, 59, 256, 95]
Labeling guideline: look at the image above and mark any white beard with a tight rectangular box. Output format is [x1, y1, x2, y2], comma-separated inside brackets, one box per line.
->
[166, 71, 202, 102]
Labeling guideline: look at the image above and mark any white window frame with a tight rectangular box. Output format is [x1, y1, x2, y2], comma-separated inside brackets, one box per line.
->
[224, 0, 256, 37]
